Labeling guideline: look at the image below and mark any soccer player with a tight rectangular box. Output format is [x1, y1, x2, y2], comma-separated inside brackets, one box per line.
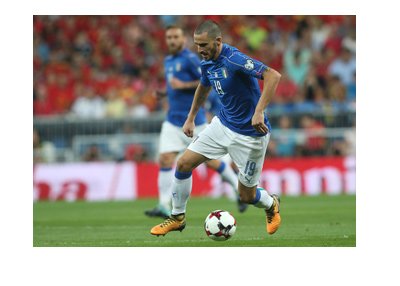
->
[150, 20, 282, 236]
[145, 25, 247, 219]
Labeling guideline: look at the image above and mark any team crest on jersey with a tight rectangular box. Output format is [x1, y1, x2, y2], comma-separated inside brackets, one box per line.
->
[244, 59, 254, 70]
[222, 68, 228, 78]
[176, 62, 181, 72]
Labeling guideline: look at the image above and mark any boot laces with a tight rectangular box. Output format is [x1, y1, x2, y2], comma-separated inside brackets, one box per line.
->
[160, 217, 178, 228]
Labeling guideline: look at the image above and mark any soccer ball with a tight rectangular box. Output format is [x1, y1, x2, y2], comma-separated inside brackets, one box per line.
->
[204, 210, 237, 241]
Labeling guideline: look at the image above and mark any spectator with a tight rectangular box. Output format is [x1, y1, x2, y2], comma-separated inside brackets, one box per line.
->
[328, 47, 356, 86]
[34, 83, 54, 116]
[83, 145, 102, 162]
[33, 129, 56, 163]
[124, 144, 148, 162]
[33, 16, 356, 118]
[70, 84, 105, 118]
[299, 114, 326, 156]
[346, 72, 356, 102]
[327, 75, 347, 103]
[104, 87, 127, 118]
[46, 73, 75, 114]
[275, 71, 298, 104]
[126, 95, 150, 118]
[344, 119, 356, 156]
[310, 16, 331, 52]
[284, 44, 311, 86]
[240, 17, 268, 51]
[275, 116, 297, 157]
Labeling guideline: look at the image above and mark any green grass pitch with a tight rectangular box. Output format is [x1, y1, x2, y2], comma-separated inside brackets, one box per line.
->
[33, 195, 356, 247]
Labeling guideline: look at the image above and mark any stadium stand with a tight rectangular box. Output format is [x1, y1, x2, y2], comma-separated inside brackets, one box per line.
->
[33, 16, 355, 162]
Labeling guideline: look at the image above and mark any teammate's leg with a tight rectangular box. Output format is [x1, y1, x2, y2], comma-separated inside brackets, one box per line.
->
[145, 152, 177, 218]
[150, 150, 209, 236]
[205, 159, 248, 212]
[146, 121, 187, 218]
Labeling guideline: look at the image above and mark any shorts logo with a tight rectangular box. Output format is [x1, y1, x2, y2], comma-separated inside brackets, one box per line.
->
[244, 59, 254, 70]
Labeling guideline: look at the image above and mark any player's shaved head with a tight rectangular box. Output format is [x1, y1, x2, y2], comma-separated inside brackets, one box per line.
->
[194, 20, 221, 39]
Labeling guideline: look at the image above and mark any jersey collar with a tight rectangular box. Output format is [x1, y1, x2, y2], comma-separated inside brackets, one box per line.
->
[213, 43, 228, 62]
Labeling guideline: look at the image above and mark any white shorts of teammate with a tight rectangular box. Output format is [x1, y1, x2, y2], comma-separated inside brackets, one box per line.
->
[188, 116, 270, 187]
[159, 121, 207, 154]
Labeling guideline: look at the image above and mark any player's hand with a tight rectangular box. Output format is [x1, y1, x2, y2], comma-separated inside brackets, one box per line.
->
[183, 119, 195, 138]
[170, 77, 186, 89]
[154, 89, 166, 99]
[251, 111, 269, 134]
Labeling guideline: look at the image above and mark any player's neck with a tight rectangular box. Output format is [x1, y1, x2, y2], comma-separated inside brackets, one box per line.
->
[174, 46, 185, 56]
[212, 43, 224, 61]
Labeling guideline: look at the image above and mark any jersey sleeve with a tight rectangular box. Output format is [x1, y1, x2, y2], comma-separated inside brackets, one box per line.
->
[225, 51, 269, 79]
[200, 64, 211, 87]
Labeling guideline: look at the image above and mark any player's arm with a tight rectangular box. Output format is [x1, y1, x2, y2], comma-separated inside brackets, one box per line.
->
[183, 83, 212, 137]
[155, 88, 167, 98]
[252, 68, 281, 134]
[170, 78, 200, 90]
[171, 54, 202, 90]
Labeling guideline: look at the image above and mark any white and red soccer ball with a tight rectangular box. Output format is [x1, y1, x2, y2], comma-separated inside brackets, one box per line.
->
[204, 210, 237, 241]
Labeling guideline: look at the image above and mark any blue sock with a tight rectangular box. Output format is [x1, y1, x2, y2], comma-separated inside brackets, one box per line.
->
[251, 187, 274, 209]
[175, 170, 192, 180]
[216, 161, 226, 174]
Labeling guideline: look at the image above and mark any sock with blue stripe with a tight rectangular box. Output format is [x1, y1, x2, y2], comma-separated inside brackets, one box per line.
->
[251, 187, 274, 209]
[171, 170, 192, 215]
[158, 167, 174, 212]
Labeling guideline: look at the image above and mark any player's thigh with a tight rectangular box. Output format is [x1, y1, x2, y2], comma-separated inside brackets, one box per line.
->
[159, 121, 188, 154]
[229, 133, 270, 188]
[205, 159, 221, 170]
[188, 117, 230, 160]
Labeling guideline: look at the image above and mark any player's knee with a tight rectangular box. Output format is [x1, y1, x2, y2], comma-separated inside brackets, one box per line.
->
[159, 153, 175, 168]
[176, 156, 195, 172]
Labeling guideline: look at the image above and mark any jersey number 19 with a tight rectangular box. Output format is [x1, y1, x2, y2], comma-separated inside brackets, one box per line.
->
[213, 80, 225, 95]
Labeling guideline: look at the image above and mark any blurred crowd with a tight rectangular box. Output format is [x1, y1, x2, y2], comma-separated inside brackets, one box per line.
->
[33, 15, 356, 118]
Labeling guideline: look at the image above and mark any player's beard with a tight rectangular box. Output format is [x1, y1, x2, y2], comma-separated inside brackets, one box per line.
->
[169, 42, 184, 55]
[206, 42, 218, 60]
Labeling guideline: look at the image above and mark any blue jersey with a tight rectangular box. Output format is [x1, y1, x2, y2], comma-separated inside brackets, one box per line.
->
[205, 90, 223, 116]
[164, 48, 207, 126]
[200, 44, 271, 137]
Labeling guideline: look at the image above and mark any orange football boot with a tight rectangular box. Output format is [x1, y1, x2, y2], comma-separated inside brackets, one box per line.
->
[266, 194, 281, 234]
[150, 214, 186, 236]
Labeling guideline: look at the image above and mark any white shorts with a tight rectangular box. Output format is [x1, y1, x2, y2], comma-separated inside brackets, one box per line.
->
[188, 116, 270, 187]
[159, 121, 207, 154]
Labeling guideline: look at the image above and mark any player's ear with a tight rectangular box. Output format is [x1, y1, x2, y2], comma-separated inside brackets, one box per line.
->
[215, 36, 222, 46]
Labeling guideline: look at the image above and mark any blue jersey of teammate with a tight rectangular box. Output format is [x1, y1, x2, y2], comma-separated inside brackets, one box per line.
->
[204, 90, 223, 116]
[164, 48, 207, 127]
[200, 43, 271, 137]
